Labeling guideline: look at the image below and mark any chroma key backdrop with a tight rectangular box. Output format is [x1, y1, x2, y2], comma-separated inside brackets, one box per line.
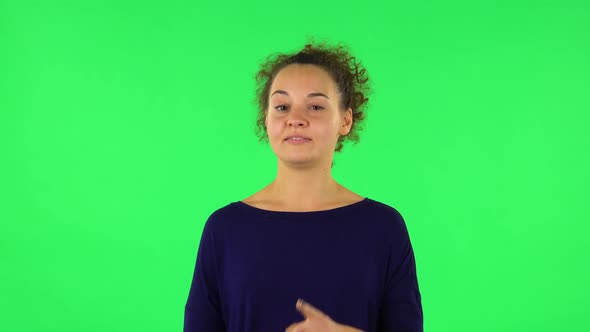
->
[1, 0, 588, 331]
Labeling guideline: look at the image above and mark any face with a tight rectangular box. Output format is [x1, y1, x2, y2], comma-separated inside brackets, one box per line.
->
[265, 64, 352, 167]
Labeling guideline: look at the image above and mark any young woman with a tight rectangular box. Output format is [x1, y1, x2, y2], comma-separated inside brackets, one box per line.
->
[184, 40, 423, 332]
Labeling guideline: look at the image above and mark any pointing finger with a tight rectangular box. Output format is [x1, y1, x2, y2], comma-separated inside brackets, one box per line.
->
[296, 299, 330, 319]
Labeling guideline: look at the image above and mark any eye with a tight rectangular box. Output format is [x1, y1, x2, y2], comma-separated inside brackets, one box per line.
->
[274, 105, 324, 111]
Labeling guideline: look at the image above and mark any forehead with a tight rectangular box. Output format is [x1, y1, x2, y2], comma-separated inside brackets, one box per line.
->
[270, 64, 336, 95]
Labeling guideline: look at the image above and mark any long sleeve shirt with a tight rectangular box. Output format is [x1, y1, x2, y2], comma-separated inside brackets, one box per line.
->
[184, 197, 423, 332]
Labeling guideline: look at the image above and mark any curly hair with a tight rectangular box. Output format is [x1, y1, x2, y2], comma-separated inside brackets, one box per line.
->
[253, 38, 372, 155]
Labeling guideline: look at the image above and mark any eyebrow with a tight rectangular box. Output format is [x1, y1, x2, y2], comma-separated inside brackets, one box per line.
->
[270, 90, 330, 100]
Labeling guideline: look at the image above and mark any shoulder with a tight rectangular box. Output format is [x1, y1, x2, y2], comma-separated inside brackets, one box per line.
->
[362, 198, 404, 219]
[363, 198, 410, 234]
[199, 201, 242, 234]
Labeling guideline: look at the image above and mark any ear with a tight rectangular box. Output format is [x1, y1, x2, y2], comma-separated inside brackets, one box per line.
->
[340, 107, 353, 136]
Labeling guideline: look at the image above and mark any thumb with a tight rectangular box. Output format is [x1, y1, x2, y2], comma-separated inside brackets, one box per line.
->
[296, 299, 329, 319]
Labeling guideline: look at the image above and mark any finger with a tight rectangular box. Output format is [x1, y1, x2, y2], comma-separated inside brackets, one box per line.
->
[285, 320, 306, 332]
[296, 299, 329, 319]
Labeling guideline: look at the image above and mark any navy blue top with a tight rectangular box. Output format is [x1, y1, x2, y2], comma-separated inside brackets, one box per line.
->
[184, 197, 423, 332]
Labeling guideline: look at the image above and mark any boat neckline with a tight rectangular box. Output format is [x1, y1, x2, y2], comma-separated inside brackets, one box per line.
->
[233, 197, 371, 216]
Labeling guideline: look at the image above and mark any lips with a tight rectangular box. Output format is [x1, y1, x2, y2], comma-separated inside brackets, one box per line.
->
[284, 135, 311, 141]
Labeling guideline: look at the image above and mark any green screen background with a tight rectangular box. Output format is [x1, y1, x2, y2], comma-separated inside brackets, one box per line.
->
[1, 0, 588, 331]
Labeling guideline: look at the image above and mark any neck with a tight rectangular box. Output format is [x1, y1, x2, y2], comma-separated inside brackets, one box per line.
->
[266, 159, 342, 209]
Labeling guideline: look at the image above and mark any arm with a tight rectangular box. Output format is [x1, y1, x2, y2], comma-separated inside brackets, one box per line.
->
[378, 216, 423, 332]
[184, 219, 225, 332]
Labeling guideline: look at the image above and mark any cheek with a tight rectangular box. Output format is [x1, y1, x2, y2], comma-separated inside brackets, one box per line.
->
[266, 119, 282, 137]
[317, 123, 337, 138]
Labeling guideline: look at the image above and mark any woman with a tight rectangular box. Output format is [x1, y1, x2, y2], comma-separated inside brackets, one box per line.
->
[184, 39, 423, 332]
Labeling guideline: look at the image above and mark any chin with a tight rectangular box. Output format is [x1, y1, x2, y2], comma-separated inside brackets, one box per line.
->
[279, 156, 315, 164]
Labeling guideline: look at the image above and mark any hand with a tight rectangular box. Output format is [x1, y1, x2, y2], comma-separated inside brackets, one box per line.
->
[284, 298, 365, 332]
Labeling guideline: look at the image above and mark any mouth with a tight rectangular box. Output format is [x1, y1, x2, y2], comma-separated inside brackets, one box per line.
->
[284, 135, 312, 141]
[285, 137, 312, 144]
[284, 137, 311, 141]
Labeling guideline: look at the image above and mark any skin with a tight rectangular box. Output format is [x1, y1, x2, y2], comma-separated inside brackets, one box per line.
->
[285, 299, 364, 332]
[243, 63, 364, 212]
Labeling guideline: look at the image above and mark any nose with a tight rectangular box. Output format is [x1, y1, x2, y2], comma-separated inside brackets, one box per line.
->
[288, 118, 306, 127]
[287, 106, 308, 127]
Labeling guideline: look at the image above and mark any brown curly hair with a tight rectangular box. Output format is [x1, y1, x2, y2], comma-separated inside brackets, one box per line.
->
[253, 38, 372, 155]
